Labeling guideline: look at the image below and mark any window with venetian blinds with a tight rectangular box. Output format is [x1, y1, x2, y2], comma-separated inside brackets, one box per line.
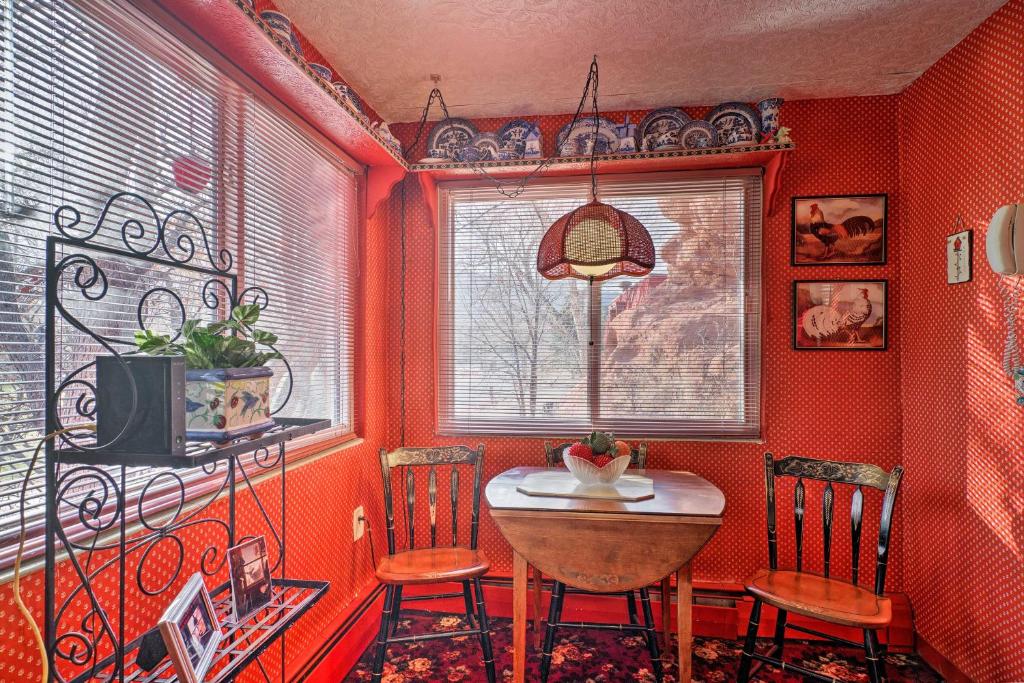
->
[437, 171, 762, 439]
[0, 0, 359, 567]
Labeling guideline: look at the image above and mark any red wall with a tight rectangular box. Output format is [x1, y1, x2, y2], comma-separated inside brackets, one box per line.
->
[390, 95, 905, 589]
[898, 0, 1024, 679]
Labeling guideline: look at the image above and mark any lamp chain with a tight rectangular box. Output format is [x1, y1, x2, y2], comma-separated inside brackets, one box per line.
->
[405, 56, 604, 200]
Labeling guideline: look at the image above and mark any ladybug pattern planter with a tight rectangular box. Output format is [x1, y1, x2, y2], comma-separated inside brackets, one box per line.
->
[184, 367, 274, 441]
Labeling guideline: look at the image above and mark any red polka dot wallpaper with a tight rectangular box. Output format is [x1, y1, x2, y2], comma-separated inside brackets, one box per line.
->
[898, 0, 1024, 679]
[389, 93, 905, 590]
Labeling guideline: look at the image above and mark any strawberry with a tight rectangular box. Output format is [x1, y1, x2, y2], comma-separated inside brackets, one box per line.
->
[593, 455, 613, 468]
[566, 442, 593, 461]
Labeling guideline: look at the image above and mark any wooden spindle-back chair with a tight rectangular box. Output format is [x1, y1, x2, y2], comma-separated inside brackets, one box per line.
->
[372, 445, 495, 683]
[737, 452, 904, 683]
[536, 441, 662, 683]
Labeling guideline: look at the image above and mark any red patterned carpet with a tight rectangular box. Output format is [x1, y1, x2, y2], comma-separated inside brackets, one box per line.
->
[343, 610, 943, 682]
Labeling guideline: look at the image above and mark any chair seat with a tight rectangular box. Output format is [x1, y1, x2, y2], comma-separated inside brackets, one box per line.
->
[375, 547, 490, 585]
[746, 569, 892, 629]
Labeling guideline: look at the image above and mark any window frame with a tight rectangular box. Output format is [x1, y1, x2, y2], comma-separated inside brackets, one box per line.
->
[435, 169, 763, 440]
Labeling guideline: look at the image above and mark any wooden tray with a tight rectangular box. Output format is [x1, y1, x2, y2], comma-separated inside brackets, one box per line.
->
[515, 471, 654, 502]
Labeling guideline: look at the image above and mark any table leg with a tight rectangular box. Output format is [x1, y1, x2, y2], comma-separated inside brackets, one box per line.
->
[676, 562, 693, 683]
[513, 550, 528, 683]
[533, 566, 544, 648]
[661, 575, 672, 651]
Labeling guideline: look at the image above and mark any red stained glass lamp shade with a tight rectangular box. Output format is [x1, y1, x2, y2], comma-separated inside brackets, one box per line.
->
[537, 199, 656, 281]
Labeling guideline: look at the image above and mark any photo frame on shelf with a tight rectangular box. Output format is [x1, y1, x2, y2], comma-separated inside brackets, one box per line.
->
[159, 573, 222, 683]
[793, 280, 888, 351]
[228, 536, 272, 622]
[791, 194, 887, 265]
[946, 218, 972, 284]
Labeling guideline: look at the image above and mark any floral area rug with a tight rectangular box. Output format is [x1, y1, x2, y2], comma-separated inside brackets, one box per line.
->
[342, 610, 942, 682]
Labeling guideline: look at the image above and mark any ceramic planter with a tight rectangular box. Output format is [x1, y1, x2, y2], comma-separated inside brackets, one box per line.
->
[184, 367, 274, 441]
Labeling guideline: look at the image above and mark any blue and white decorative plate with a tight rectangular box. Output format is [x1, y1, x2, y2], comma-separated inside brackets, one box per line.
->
[427, 118, 479, 161]
[332, 82, 366, 119]
[707, 102, 761, 146]
[470, 132, 501, 161]
[678, 120, 719, 149]
[556, 117, 619, 156]
[636, 107, 691, 151]
[308, 63, 332, 82]
[496, 120, 542, 160]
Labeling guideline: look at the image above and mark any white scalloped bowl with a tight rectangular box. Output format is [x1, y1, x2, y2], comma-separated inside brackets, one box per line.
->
[563, 454, 631, 486]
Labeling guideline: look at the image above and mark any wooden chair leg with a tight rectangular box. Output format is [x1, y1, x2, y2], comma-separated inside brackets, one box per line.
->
[626, 589, 640, 625]
[864, 628, 886, 683]
[660, 576, 672, 651]
[473, 578, 497, 683]
[370, 585, 395, 682]
[389, 585, 404, 636]
[461, 580, 476, 627]
[639, 588, 664, 683]
[773, 607, 787, 659]
[736, 598, 762, 683]
[539, 581, 566, 683]
[533, 566, 544, 648]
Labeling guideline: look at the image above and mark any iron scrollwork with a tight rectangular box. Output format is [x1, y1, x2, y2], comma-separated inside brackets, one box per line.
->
[45, 193, 298, 682]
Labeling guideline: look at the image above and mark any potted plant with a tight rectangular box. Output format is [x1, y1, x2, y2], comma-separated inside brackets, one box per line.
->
[135, 303, 281, 442]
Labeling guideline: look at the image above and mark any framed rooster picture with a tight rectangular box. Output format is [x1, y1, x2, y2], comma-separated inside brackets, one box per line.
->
[791, 194, 887, 265]
[793, 280, 887, 351]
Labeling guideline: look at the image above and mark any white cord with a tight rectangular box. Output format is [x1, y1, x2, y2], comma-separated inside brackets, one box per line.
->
[999, 276, 1021, 377]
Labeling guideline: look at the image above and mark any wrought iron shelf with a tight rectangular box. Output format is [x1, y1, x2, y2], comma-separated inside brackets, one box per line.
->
[68, 579, 329, 683]
[54, 417, 331, 469]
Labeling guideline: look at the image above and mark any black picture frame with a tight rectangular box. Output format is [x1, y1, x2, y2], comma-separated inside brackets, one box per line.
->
[791, 194, 888, 266]
[792, 279, 888, 351]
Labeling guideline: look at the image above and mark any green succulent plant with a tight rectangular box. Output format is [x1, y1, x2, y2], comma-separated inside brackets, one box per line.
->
[582, 430, 616, 455]
[134, 303, 282, 370]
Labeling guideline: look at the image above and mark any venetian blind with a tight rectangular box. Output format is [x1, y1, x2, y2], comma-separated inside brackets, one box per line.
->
[438, 170, 762, 438]
[0, 0, 358, 568]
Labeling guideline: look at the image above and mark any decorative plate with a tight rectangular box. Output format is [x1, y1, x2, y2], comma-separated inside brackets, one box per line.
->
[427, 118, 479, 161]
[678, 120, 719, 149]
[707, 102, 761, 146]
[497, 120, 543, 160]
[307, 63, 332, 82]
[636, 107, 691, 151]
[556, 117, 619, 157]
[470, 132, 501, 161]
[332, 82, 366, 119]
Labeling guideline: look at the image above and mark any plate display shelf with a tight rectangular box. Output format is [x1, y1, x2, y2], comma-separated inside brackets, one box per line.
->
[43, 191, 330, 682]
[410, 142, 794, 230]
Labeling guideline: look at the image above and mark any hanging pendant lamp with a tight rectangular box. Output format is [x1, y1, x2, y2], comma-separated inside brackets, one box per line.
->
[536, 57, 655, 281]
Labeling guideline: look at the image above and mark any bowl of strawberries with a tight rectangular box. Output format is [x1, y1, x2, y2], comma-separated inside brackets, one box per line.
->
[562, 431, 632, 486]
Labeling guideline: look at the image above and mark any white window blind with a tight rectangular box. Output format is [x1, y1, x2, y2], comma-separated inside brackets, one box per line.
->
[438, 171, 762, 439]
[0, 0, 359, 569]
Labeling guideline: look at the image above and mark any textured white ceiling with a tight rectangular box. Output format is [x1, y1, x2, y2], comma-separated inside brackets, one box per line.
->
[274, 0, 1006, 122]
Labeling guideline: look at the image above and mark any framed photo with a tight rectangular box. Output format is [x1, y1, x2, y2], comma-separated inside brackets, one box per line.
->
[792, 194, 887, 265]
[793, 280, 887, 351]
[228, 536, 272, 621]
[946, 227, 972, 284]
[158, 573, 221, 683]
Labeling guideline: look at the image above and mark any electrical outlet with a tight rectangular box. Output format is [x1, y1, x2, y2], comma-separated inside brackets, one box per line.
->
[352, 505, 365, 541]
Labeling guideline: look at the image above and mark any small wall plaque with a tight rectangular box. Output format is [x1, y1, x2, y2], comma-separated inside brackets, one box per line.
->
[947, 220, 972, 284]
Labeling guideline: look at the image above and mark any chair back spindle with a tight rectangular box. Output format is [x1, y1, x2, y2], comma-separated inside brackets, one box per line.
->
[850, 485, 864, 584]
[378, 445, 486, 554]
[450, 468, 459, 547]
[762, 452, 903, 595]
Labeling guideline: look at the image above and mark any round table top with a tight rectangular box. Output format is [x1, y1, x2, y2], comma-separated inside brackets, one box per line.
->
[485, 466, 726, 519]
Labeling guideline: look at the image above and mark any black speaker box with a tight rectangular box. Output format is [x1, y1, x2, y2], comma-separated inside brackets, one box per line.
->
[95, 356, 186, 456]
